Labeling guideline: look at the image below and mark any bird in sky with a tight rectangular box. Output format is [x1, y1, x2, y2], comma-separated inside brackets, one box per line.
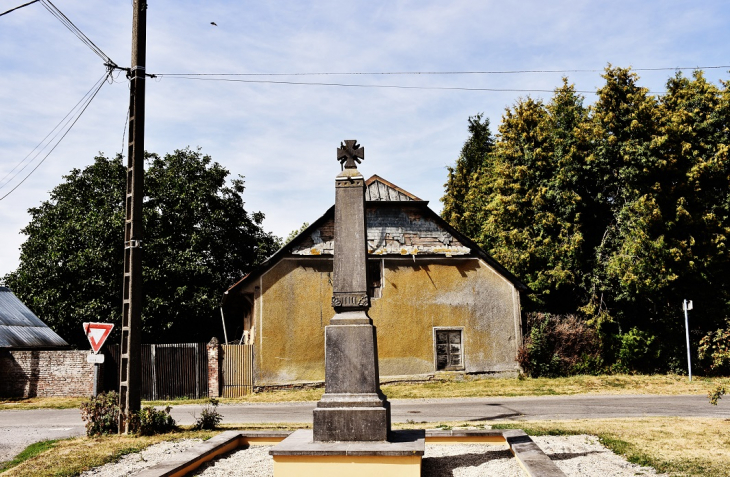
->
[210, 21, 217, 26]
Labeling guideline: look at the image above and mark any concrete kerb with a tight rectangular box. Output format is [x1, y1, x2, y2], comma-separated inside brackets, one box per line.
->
[134, 428, 565, 477]
[135, 430, 292, 477]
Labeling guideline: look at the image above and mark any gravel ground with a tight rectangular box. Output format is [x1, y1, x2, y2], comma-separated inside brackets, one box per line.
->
[80, 440, 205, 477]
[81, 435, 666, 476]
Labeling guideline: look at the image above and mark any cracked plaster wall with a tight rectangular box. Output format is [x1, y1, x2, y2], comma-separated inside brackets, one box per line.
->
[253, 257, 521, 386]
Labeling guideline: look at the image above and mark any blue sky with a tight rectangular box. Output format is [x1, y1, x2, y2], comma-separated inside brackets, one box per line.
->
[1, 0, 728, 275]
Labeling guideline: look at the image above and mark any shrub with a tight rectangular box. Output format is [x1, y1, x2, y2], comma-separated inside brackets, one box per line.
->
[613, 327, 660, 373]
[193, 398, 223, 430]
[518, 313, 601, 377]
[709, 385, 727, 405]
[79, 391, 120, 436]
[134, 406, 176, 436]
[698, 327, 730, 376]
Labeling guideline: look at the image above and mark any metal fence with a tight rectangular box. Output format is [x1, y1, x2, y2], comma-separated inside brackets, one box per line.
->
[104, 342, 209, 400]
[221, 344, 254, 397]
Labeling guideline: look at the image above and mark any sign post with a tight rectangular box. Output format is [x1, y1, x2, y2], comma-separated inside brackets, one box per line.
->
[683, 300, 693, 382]
[83, 322, 114, 396]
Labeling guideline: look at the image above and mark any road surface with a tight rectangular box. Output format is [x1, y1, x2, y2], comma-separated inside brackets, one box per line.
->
[2, 394, 728, 463]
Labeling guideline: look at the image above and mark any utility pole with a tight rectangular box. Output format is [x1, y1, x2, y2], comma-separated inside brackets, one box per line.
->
[119, 0, 147, 434]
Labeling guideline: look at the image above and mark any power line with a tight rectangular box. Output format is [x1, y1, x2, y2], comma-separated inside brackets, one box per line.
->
[154, 65, 730, 78]
[0, 72, 108, 201]
[39, 0, 117, 67]
[159, 75, 658, 94]
[0, 0, 39, 17]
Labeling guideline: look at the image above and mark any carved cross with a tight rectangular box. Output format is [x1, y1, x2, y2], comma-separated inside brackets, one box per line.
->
[337, 140, 364, 169]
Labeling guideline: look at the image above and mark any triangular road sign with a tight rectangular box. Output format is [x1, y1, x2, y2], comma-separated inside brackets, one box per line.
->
[83, 322, 114, 354]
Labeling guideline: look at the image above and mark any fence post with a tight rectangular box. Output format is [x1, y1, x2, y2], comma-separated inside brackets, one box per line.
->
[207, 337, 220, 398]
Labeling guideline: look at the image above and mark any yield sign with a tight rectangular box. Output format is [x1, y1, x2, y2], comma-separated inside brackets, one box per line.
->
[83, 322, 114, 354]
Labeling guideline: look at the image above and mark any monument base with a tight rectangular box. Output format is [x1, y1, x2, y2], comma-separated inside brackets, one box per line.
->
[314, 316, 391, 441]
[270, 429, 424, 477]
[313, 393, 390, 441]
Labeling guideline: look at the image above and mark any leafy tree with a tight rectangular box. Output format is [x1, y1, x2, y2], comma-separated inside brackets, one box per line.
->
[443, 66, 730, 373]
[441, 113, 494, 236]
[285, 222, 310, 244]
[4, 148, 279, 346]
[461, 82, 588, 312]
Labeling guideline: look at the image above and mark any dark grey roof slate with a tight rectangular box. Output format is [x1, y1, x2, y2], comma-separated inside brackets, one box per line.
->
[0, 286, 68, 348]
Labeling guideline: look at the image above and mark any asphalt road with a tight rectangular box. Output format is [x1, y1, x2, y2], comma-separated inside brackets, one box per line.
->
[2, 394, 729, 463]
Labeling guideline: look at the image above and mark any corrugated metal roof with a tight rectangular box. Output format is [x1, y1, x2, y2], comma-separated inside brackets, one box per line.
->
[0, 287, 68, 348]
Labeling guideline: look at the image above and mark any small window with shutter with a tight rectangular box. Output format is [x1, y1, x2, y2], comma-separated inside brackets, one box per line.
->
[435, 329, 463, 371]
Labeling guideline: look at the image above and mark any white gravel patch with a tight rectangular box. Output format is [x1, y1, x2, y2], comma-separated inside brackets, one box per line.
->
[533, 435, 665, 476]
[193, 445, 273, 476]
[423, 443, 520, 476]
[82, 434, 667, 477]
[80, 439, 204, 477]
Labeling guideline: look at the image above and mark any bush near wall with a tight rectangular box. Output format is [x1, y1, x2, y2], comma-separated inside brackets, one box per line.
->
[518, 313, 602, 377]
[518, 312, 674, 377]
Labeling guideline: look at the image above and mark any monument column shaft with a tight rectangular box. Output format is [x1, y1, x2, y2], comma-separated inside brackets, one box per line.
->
[332, 174, 368, 302]
[313, 141, 391, 442]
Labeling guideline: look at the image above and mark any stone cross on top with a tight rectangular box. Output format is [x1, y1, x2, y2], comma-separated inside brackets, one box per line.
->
[337, 140, 364, 169]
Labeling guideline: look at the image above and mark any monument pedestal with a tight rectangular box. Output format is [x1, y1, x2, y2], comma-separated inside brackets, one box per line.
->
[270, 429, 425, 477]
[313, 313, 391, 441]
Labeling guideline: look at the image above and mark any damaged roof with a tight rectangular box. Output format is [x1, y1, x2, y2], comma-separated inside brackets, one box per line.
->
[224, 175, 528, 301]
[0, 286, 69, 349]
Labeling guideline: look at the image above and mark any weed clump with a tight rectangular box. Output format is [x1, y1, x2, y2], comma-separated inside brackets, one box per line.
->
[193, 398, 223, 430]
[132, 406, 176, 435]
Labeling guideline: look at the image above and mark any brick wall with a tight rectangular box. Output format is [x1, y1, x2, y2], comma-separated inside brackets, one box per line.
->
[0, 349, 95, 398]
[207, 338, 220, 398]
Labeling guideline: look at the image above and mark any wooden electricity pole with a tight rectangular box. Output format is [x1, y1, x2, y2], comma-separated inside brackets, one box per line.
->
[119, 0, 147, 434]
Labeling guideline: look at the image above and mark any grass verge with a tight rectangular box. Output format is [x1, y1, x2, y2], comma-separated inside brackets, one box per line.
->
[2, 374, 728, 410]
[1, 430, 216, 477]
[0, 439, 58, 473]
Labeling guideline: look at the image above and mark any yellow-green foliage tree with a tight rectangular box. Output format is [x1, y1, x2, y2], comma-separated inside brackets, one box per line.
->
[443, 67, 730, 372]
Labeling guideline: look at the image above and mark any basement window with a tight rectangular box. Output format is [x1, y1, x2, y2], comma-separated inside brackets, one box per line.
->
[435, 329, 463, 371]
[368, 260, 382, 299]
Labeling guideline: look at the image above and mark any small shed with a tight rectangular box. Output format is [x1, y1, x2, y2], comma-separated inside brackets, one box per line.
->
[0, 286, 68, 349]
[0, 286, 97, 398]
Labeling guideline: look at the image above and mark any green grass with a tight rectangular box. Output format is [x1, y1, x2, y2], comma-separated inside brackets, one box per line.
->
[0, 439, 59, 473]
[1, 430, 216, 477]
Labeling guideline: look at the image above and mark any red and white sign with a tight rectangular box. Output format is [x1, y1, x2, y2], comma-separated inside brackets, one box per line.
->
[83, 322, 114, 354]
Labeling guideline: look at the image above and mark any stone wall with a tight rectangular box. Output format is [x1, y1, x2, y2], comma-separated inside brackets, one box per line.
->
[0, 349, 95, 398]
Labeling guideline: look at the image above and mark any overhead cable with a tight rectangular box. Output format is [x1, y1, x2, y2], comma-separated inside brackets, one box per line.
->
[154, 65, 730, 77]
[157, 75, 617, 94]
[39, 0, 117, 67]
[0, 71, 108, 201]
[0, 0, 39, 17]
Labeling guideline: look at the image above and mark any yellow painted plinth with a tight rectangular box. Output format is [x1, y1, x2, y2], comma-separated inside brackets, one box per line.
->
[272, 454, 421, 477]
[425, 435, 506, 444]
[242, 436, 287, 446]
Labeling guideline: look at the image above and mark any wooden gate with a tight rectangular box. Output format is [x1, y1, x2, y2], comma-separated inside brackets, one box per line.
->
[104, 343, 208, 400]
[221, 345, 254, 397]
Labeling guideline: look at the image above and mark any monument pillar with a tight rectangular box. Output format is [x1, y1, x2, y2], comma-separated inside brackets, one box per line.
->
[312, 140, 391, 442]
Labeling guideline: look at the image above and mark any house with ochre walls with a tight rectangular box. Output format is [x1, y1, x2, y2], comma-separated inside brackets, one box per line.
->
[222, 175, 528, 387]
